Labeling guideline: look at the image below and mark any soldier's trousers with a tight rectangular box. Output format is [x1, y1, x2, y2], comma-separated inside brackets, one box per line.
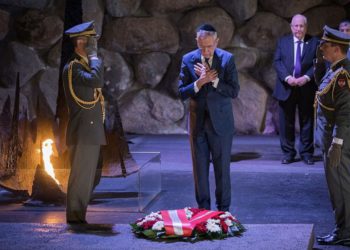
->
[66, 145, 101, 223]
[324, 147, 350, 238]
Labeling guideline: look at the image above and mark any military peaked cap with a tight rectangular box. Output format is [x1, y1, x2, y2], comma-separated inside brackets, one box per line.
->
[321, 25, 350, 45]
[65, 21, 97, 38]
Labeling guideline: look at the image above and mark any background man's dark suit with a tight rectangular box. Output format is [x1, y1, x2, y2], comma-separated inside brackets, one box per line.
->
[62, 53, 106, 223]
[179, 48, 239, 211]
[273, 34, 318, 162]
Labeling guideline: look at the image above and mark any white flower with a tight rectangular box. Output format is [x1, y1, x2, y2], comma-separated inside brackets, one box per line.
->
[136, 212, 162, 226]
[206, 219, 222, 233]
[184, 207, 193, 219]
[145, 212, 162, 221]
[152, 221, 164, 231]
[225, 219, 233, 227]
[219, 212, 232, 219]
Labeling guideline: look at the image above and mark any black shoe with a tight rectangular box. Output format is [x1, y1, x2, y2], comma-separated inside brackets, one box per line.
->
[316, 233, 334, 240]
[67, 220, 87, 225]
[281, 157, 294, 164]
[217, 207, 230, 212]
[317, 234, 350, 245]
[301, 157, 314, 165]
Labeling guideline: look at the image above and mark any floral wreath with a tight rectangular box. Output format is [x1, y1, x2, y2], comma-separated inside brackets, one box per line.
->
[131, 207, 245, 241]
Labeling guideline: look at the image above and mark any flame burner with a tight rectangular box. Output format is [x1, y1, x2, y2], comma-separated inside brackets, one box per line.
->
[26, 165, 66, 206]
[24, 139, 66, 206]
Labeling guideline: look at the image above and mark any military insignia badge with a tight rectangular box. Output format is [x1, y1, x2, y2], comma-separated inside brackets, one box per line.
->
[337, 78, 346, 88]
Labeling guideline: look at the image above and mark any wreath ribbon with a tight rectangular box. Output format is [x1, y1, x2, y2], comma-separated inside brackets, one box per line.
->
[161, 209, 223, 236]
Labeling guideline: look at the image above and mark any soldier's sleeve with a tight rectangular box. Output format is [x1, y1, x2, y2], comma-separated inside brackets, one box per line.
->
[72, 58, 104, 88]
[332, 70, 350, 140]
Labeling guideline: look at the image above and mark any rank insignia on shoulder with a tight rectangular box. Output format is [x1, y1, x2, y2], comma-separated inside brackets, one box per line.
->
[337, 78, 346, 88]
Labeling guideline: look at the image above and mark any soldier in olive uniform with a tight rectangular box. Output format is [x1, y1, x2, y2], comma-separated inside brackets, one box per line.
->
[314, 26, 350, 246]
[62, 21, 106, 224]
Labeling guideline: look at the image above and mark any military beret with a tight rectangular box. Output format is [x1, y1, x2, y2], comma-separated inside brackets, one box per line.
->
[196, 24, 217, 33]
[321, 25, 350, 45]
[65, 21, 97, 38]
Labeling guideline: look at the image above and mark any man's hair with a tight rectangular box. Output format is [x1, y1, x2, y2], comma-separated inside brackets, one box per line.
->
[196, 23, 217, 39]
[71, 37, 79, 47]
[329, 42, 349, 54]
[290, 14, 307, 26]
[338, 44, 349, 54]
[339, 19, 350, 26]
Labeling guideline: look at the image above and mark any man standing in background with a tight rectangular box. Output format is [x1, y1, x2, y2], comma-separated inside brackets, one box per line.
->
[339, 19, 350, 59]
[178, 24, 239, 212]
[273, 14, 318, 165]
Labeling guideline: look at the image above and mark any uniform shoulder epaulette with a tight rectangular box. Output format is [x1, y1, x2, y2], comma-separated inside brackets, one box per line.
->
[314, 67, 350, 111]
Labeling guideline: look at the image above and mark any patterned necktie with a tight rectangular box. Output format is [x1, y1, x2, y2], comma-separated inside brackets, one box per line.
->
[204, 58, 213, 88]
[294, 41, 302, 77]
[204, 57, 210, 69]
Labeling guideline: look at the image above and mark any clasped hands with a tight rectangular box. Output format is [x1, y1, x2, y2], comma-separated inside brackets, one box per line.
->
[194, 62, 218, 90]
[327, 143, 342, 168]
[286, 76, 308, 87]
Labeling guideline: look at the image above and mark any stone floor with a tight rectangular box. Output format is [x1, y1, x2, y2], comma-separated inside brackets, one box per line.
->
[0, 135, 349, 249]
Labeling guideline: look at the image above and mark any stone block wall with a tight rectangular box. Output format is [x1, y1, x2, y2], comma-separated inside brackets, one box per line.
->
[0, 0, 349, 134]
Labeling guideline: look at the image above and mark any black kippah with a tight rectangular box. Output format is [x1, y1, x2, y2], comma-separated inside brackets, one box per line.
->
[197, 24, 216, 32]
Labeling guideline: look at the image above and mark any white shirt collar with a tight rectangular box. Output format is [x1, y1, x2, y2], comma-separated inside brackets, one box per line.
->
[293, 36, 304, 43]
[201, 55, 213, 62]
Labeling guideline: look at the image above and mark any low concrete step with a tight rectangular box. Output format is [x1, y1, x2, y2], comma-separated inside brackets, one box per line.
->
[0, 223, 313, 250]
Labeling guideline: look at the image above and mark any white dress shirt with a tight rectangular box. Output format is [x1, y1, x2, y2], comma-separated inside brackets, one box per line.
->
[285, 36, 310, 82]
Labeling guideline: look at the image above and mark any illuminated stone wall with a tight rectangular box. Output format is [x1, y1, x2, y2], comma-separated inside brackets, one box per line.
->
[0, 0, 349, 134]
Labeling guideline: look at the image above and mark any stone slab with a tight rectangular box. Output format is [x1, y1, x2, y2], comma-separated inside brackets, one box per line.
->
[0, 223, 313, 250]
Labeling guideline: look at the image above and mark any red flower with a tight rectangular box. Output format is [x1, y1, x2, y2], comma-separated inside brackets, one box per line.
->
[142, 220, 157, 230]
[189, 208, 204, 216]
[212, 215, 221, 220]
[220, 220, 228, 233]
[194, 222, 207, 234]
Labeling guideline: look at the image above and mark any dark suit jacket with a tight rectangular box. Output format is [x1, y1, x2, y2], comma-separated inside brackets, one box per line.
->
[273, 34, 318, 101]
[178, 48, 240, 136]
[62, 53, 106, 146]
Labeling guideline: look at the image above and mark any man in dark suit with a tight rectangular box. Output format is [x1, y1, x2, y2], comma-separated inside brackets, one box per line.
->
[178, 24, 240, 211]
[273, 14, 318, 165]
[314, 25, 350, 246]
[62, 21, 106, 224]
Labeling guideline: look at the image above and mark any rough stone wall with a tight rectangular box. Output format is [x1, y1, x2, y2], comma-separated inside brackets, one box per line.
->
[0, 0, 349, 134]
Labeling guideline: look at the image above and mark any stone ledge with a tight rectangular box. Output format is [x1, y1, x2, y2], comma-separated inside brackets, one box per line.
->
[0, 223, 313, 250]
